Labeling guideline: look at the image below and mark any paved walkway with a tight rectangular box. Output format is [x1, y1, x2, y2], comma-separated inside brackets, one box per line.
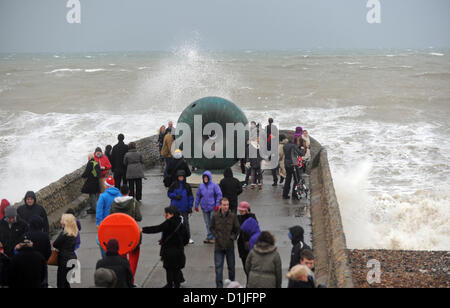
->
[49, 166, 311, 288]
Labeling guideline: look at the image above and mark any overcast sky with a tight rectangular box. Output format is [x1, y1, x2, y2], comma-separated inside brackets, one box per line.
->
[0, 0, 449, 52]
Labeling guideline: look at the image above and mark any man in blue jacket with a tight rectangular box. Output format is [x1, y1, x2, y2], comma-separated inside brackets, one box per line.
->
[195, 171, 223, 244]
[168, 170, 194, 244]
[96, 176, 122, 258]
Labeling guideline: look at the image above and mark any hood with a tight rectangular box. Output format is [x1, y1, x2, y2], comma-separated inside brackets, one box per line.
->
[202, 171, 213, 184]
[0, 199, 10, 219]
[289, 226, 305, 245]
[240, 218, 260, 236]
[223, 167, 233, 178]
[23, 191, 37, 206]
[294, 126, 303, 135]
[253, 242, 277, 254]
[113, 196, 134, 210]
[105, 187, 121, 197]
[29, 215, 44, 231]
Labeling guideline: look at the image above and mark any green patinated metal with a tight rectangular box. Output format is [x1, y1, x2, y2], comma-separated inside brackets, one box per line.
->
[176, 96, 249, 170]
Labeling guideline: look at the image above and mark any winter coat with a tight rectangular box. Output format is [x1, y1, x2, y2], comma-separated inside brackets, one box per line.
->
[142, 215, 188, 270]
[195, 171, 223, 212]
[158, 132, 165, 151]
[283, 142, 303, 169]
[94, 154, 112, 178]
[0, 199, 10, 220]
[8, 247, 46, 288]
[96, 187, 122, 226]
[288, 275, 316, 288]
[293, 126, 303, 145]
[26, 216, 51, 261]
[166, 158, 192, 187]
[109, 196, 142, 222]
[53, 231, 77, 280]
[289, 226, 311, 270]
[240, 218, 261, 251]
[219, 169, 243, 211]
[210, 210, 240, 250]
[0, 218, 28, 257]
[245, 242, 282, 288]
[124, 149, 144, 180]
[111, 141, 129, 175]
[278, 138, 289, 178]
[81, 159, 101, 194]
[237, 213, 257, 259]
[168, 180, 194, 213]
[161, 133, 174, 158]
[17, 191, 49, 234]
[96, 252, 133, 288]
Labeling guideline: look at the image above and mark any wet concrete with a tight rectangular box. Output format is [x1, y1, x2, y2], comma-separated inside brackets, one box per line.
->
[48, 166, 312, 288]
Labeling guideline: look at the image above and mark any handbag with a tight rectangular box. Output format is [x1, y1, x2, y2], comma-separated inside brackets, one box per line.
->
[47, 250, 59, 266]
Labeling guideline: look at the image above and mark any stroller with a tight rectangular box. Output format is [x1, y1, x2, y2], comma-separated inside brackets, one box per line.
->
[292, 157, 308, 200]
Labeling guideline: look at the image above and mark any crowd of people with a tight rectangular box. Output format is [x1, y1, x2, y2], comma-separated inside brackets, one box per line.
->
[0, 119, 317, 288]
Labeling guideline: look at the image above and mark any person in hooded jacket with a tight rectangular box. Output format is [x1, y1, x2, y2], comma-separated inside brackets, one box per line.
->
[282, 137, 304, 200]
[82, 153, 101, 215]
[195, 171, 223, 244]
[288, 225, 311, 270]
[124, 142, 145, 202]
[25, 215, 51, 288]
[95, 239, 133, 288]
[240, 217, 261, 252]
[142, 206, 189, 288]
[219, 168, 243, 214]
[245, 231, 282, 288]
[17, 191, 49, 234]
[278, 134, 289, 184]
[94, 147, 112, 194]
[0, 199, 10, 220]
[168, 170, 194, 244]
[96, 176, 122, 258]
[109, 184, 142, 279]
[236, 202, 257, 272]
[111, 134, 129, 189]
[165, 149, 192, 188]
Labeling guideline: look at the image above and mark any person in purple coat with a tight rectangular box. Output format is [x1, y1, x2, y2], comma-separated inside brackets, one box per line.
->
[195, 171, 223, 244]
[240, 217, 261, 251]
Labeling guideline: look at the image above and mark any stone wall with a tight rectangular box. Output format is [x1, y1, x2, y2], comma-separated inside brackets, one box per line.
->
[13, 135, 160, 234]
[310, 147, 354, 288]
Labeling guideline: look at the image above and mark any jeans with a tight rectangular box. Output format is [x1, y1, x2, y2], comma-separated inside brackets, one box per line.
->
[202, 211, 214, 240]
[214, 246, 236, 288]
[244, 168, 252, 185]
[271, 167, 278, 184]
[89, 194, 97, 211]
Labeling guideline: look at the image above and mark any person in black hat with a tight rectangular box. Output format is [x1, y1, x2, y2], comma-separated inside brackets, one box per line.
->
[168, 170, 194, 244]
[111, 134, 129, 189]
[95, 239, 133, 288]
[17, 191, 49, 233]
[0, 206, 28, 258]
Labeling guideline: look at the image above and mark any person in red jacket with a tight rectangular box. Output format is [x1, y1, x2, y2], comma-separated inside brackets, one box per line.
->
[94, 147, 112, 193]
[0, 199, 10, 220]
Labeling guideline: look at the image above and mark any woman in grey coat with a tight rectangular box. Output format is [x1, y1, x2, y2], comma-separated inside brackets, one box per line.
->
[245, 231, 282, 288]
[124, 142, 144, 201]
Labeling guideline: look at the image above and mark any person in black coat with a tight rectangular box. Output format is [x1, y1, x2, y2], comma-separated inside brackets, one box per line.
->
[53, 214, 78, 288]
[165, 150, 192, 188]
[282, 139, 304, 200]
[7, 240, 46, 288]
[236, 201, 257, 274]
[219, 168, 243, 214]
[26, 215, 51, 288]
[96, 239, 133, 288]
[142, 206, 188, 288]
[0, 206, 29, 258]
[111, 134, 129, 189]
[82, 153, 101, 214]
[288, 225, 311, 270]
[17, 191, 49, 234]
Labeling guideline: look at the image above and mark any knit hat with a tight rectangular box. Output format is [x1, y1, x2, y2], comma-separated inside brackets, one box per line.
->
[5, 206, 17, 219]
[106, 239, 119, 254]
[105, 176, 115, 188]
[238, 201, 250, 211]
[94, 268, 117, 288]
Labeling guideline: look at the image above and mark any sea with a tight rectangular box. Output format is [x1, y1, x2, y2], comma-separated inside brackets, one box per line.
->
[1, 45, 449, 251]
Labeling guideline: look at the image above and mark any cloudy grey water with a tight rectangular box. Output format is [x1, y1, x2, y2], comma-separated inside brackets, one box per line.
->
[0, 46, 449, 250]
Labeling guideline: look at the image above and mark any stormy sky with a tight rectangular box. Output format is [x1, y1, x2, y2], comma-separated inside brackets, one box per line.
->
[0, 0, 449, 52]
